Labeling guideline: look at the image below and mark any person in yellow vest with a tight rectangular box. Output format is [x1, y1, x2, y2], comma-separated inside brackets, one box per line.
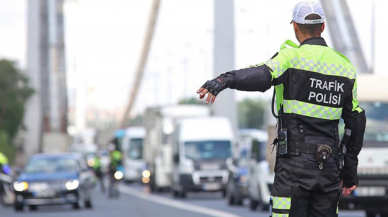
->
[107, 144, 122, 197]
[108, 144, 122, 177]
[0, 152, 9, 174]
[93, 153, 105, 193]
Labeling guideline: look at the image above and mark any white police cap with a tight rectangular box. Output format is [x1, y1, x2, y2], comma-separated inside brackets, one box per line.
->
[292, 1, 325, 24]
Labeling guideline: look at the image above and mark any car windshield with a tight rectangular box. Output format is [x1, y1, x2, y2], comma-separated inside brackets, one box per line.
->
[127, 138, 143, 160]
[24, 158, 78, 174]
[360, 101, 388, 143]
[237, 149, 250, 167]
[184, 141, 231, 160]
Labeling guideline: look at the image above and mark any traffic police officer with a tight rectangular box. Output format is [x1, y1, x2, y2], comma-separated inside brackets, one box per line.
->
[197, 2, 366, 216]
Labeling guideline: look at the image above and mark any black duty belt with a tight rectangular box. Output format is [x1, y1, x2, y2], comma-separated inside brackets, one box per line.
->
[289, 142, 338, 157]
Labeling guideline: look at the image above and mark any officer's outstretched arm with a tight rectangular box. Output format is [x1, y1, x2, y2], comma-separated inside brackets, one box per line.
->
[221, 65, 273, 92]
[197, 51, 291, 103]
[217, 50, 291, 92]
[340, 78, 366, 187]
[197, 65, 273, 104]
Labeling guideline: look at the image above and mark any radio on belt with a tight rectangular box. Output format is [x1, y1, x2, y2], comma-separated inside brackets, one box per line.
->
[271, 89, 289, 156]
[277, 128, 288, 155]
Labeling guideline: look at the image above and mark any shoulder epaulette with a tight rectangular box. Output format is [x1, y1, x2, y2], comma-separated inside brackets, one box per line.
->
[280, 40, 299, 50]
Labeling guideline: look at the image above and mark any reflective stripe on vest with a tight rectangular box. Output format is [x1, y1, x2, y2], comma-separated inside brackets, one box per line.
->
[283, 100, 342, 120]
[273, 196, 291, 210]
[272, 213, 289, 217]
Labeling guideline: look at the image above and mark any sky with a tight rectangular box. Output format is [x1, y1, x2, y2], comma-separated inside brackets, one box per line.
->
[0, 0, 26, 68]
[0, 0, 378, 118]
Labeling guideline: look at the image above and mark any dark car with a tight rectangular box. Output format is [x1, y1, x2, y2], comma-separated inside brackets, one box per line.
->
[13, 153, 96, 211]
[226, 148, 250, 206]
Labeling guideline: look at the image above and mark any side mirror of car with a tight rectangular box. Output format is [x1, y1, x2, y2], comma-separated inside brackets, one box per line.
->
[173, 154, 179, 163]
[250, 140, 261, 162]
[232, 158, 239, 166]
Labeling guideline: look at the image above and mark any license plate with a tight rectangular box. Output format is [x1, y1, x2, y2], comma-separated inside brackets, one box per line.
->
[202, 183, 221, 191]
[34, 190, 56, 197]
[200, 164, 220, 170]
[354, 187, 385, 197]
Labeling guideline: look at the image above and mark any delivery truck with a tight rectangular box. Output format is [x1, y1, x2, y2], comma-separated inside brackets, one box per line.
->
[339, 75, 388, 217]
[143, 105, 210, 192]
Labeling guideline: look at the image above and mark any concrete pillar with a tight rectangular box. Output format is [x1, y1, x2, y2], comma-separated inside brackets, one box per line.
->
[213, 0, 237, 134]
[374, 0, 388, 75]
[24, 0, 45, 158]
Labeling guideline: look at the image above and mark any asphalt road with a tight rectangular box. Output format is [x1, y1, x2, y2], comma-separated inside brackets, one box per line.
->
[0, 182, 367, 217]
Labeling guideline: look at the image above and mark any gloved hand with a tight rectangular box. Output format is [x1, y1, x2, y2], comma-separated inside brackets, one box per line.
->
[201, 77, 228, 96]
[340, 167, 358, 187]
[197, 76, 229, 104]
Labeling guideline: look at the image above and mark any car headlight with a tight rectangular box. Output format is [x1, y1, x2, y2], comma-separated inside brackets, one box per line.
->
[13, 181, 28, 192]
[141, 170, 151, 184]
[142, 177, 150, 184]
[87, 159, 95, 167]
[65, 180, 79, 190]
[142, 170, 151, 178]
[114, 171, 123, 180]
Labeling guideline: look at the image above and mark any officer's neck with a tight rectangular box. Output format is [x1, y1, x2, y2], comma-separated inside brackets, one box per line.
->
[298, 35, 321, 45]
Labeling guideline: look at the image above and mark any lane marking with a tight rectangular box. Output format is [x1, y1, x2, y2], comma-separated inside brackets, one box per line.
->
[119, 185, 241, 217]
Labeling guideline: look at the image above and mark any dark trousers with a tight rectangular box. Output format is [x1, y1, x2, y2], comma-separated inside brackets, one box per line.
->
[271, 154, 341, 217]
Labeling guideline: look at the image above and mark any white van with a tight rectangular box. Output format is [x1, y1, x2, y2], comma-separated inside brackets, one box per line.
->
[171, 117, 235, 198]
[121, 127, 145, 182]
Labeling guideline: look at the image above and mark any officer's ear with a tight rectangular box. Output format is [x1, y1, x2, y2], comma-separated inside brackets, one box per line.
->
[292, 21, 298, 33]
[321, 22, 325, 33]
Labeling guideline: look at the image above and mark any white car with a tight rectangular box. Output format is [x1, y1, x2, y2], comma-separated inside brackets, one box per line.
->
[241, 129, 274, 211]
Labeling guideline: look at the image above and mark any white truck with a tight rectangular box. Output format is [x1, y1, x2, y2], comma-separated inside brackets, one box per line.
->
[171, 117, 235, 198]
[121, 127, 145, 183]
[143, 105, 210, 192]
[339, 75, 388, 217]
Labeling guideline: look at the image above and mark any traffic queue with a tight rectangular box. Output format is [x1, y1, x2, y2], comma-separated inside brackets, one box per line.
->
[5, 80, 388, 216]
[110, 105, 276, 212]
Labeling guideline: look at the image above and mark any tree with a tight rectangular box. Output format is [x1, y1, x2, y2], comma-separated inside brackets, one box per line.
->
[178, 97, 202, 105]
[129, 115, 143, 127]
[0, 59, 34, 164]
[178, 96, 267, 129]
[238, 98, 267, 129]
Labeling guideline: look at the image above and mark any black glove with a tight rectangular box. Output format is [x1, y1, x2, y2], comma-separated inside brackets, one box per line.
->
[201, 76, 229, 96]
[340, 167, 358, 187]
